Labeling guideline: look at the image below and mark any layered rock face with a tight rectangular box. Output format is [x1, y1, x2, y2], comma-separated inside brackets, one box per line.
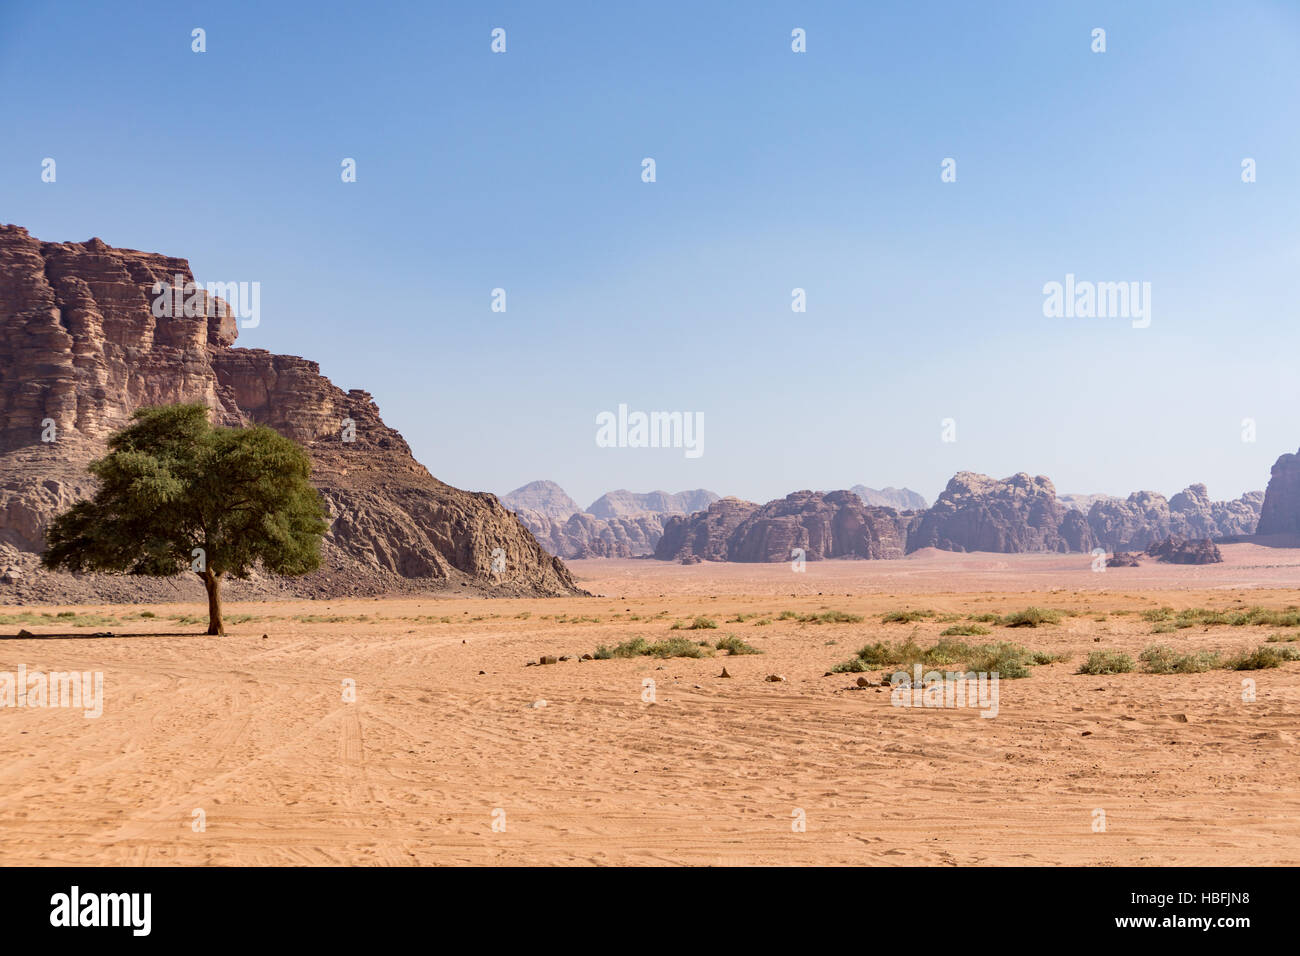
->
[1086, 485, 1262, 551]
[0, 225, 581, 600]
[516, 511, 665, 559]
[725, 490, 910, 561]
[907, 472, 1094, 554]
[1257, 448, 1300, 535]
[850, 485, 928, 511]
[654, 492, 911, 562]
[586, 488, 718, 519]
[655, 498, 761, 562]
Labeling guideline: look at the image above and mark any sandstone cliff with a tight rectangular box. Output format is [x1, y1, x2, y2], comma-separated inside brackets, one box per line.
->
[655, 498, 761, 562]
[0, 225, 581, 601]
[907, 472, 1094, 554]
[1257, 448, 1300, 535]
[1087, 485, 1262, 551]
[654, 492, 911, 562]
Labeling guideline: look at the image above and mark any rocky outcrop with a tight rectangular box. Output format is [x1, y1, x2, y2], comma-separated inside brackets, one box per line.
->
[1146, 536, 1222, 565]
[654, 491, 912, 562]
[500, 480, 582, 520]
[585, 488, 718, 519]
[850, 485, 928, 511]
[1086, 485, 1262, 551]
[726, 490, 910, 561]
[655, 498, 761, 562]
[514, 510, 664, 559]
[906, 472, 1094, 554]
[505, 483, 719, 558]
[1106, 552, 1141, 568]
[0, 224, 582, 600]
[1257, 448, 1300, 535]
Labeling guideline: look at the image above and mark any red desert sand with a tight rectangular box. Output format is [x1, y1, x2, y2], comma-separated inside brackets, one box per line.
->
[2, 544, 1298, 865]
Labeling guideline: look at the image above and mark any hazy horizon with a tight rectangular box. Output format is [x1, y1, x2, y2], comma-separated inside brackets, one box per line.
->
[4, 0, 1297, 509]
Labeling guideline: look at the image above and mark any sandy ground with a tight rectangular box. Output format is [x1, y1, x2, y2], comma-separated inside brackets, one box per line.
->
[1, 545, 1298, 866]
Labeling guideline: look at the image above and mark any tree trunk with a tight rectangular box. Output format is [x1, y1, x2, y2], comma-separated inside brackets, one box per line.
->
[200, 569, 224, 635]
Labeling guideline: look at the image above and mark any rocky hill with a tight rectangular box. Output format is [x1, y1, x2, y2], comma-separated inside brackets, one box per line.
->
[1086, 485, 1262, 551]
[907, 472, 1094, 554]
[1257, 448, 1300, 535]
[654, 491, 912, 563]
[850, 485, 928, 511]
[499, 480, 582, 520]
[0, 225, 582, 602]
[502, 482, 719, 559]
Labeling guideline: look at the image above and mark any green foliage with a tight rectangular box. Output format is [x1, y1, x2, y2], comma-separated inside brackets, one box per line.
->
[1139, 645, 1220, 674]
[940, 623, 991, 637]
[670, 615, 719, 631]
[1077, 650, 1135, 675]
[831, 637, 1046, 679]
[593, 636, 714, 659]
[43, 404, 327, 581]
[715, 634, 761, 656]
[41, 405, 328, 634]
[1000, 607, 1063, 628]
[880, 609, 933, 623]
[1221, 646, 1300, 670]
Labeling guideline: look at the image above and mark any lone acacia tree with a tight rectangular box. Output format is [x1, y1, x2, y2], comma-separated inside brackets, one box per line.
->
[42, 404, 329, 635]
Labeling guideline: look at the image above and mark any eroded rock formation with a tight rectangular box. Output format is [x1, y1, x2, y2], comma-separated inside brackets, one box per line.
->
[906, 472, 1094, 554]
[0, 224, 581, 601]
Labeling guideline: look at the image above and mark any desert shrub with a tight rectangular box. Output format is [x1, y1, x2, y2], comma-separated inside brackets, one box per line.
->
[881, 609, 933, 623]
[797, 610, 863, 624]
[1222, 647, 1284, 670]
[940, 623, 990, 637]
[964, 642, 1033, 678]
[1137, 645, 1220, 674]
[594, 636, 714, 659]
[1001, 607, 1062, 628]
[645, 637, 713, 658]
[671, 616, 718, 631]
[594, 637, 648, 659]
[1077, 650, 1135, 675]
[831, 638, 1043, 679]
[1267, 632, 1300, 643]
[1142, 607, 1174, 623]
[715, 634, 761, 656]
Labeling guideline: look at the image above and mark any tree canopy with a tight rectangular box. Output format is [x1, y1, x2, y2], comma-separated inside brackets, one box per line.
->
[42, 404, 329, 634]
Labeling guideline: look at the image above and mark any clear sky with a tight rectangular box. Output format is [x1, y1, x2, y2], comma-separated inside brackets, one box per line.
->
[3, 1, 1298, 509]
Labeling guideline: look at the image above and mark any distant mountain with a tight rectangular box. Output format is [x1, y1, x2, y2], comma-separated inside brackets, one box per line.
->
[505, 483, 719, 558]
[907, 472, 1092, 554]
[500, 480, 581, 520]
[587, 488, 719, 519]
[850, 485, 927, 511]
[656, 491, 909, 563]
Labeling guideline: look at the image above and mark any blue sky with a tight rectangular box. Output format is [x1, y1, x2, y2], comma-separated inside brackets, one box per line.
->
[3, 1, 1298, 509]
